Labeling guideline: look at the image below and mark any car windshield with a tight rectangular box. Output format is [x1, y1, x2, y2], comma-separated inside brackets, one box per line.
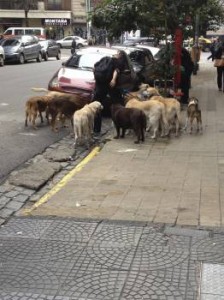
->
[65, 53, 107, 69]
[2, 39, 20, 46]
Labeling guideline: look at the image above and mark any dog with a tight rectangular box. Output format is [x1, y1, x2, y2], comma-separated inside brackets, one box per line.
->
[25, 95, 51, 129]
[46, 94, 90, 132]
[111, 103, 146, 144]
[125, 97, 168, 139]
[150, 95, 181, 137]
[184, 97, 202, 133]
[73, 101, 103, 147]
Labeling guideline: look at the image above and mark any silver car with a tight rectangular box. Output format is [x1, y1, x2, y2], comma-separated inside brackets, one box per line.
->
[56, 36, 88, 49]
[1, 35, 42, 64]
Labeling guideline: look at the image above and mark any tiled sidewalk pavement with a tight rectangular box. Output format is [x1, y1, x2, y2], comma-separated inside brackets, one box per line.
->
[0, 217, 224, 299]
[0, 120, 113, 226]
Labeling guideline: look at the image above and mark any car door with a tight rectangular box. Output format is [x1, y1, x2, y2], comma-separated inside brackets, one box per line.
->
[49, 40, 58, 56]
[63, 37, 73, 48]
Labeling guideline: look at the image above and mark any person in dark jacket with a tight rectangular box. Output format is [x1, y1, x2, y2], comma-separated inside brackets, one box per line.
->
[179, 48, 194, 104]
[71, 38, 76, 54]
[93, 51, 127, 134]
[214, 41, 224, 91]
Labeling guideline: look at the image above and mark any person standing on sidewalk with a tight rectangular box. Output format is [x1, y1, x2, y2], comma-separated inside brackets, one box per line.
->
[93, 51, 127, 134]
[214, 41, 224, 92]
[71, 37, 76, 55]
[180, 47, 194, 104]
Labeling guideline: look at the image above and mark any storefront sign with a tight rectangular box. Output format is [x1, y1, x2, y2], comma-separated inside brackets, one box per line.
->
[44, 19, 69, 26]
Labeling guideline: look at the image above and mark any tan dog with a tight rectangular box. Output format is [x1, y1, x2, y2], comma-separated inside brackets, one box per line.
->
[150, 95, 181, 136]
[25, 95, 51, 129]
[73, 101, 103, 147]
[184, 97, 202, 133]
[125, 97, 168, 139]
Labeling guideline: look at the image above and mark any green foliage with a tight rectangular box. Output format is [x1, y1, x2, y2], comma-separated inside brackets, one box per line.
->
[91, 0, 224, 39]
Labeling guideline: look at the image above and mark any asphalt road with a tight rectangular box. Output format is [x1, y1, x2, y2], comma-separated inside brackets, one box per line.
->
[0, 49, 71, 184]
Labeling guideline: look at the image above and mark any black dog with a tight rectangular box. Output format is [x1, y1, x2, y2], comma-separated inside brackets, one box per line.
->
[111, 103, 146, 143]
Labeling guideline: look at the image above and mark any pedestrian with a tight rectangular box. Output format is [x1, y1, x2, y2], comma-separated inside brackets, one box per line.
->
[71, 37, 76, 55]
[213, 41, 224, 92]
[207, 38, 220, 61]
[179, 47, 194, 105]
[93, 50, 127, 134]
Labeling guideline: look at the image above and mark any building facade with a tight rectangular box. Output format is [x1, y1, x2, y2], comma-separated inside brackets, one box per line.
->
[0, 0, 90, 39]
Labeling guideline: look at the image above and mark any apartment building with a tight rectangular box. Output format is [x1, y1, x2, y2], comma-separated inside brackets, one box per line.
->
[0, 0, 92, 39]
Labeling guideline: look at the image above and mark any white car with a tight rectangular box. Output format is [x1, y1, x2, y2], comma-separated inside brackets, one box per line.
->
[56, 36, 88, 49]
[0, 45, 5, 66]
[135, 44, 160, 58]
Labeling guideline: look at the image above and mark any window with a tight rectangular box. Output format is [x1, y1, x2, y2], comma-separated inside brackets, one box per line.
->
[47, 0, 62, 10]
[15, 29, 24, 35]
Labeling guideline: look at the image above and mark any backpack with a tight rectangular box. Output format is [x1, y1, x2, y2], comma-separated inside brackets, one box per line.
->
[94, 56, 114, 84]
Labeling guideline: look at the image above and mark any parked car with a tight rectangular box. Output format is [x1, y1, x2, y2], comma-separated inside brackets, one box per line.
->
[56, 36, 88, 49]
[48, 46, 138, 115]
[39, 39, 61, 61]
[112, 45, 156, 84]
[0, 45, 5, 66]
[123, 36, 156, 46]
[1, 35, 42, 64]
[134, 44, 160, 58]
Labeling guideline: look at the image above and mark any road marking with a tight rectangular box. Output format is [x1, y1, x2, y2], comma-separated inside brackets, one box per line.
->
[23, 146, 101, 215]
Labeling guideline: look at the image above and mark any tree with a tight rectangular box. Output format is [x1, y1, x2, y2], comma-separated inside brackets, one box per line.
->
[14, 0, 38, 27]
[91, 0, 224, 40]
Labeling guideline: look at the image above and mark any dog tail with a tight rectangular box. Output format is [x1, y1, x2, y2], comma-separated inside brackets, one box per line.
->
[31, 87, 48, 92]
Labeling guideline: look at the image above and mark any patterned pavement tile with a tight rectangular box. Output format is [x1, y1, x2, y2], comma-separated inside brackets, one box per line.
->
[0, 218, 53, 239]
[131, 245, 190, 271]
[191, 236, 224, 263]
[58, 270, 128, 300]
[0, 263, 60, 296]
[0, 238, 86, 263]
[0, 291, 56, 300]
[120, 271, 184, 299]
[89, 222, 144, 247]
[41, 220, 98, 243]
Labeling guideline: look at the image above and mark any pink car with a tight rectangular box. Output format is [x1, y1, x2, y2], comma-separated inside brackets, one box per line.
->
[48, 46, 138, 114]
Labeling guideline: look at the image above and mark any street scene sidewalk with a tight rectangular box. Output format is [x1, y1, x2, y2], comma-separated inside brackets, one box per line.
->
[23, 53, 224, 228]
[0, 53, 224, 300]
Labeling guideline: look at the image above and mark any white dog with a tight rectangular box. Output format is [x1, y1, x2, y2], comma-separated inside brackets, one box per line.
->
[73, 101, 103, 147]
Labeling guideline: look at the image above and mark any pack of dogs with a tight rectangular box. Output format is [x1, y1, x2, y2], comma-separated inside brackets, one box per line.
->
[25, 84, 202, 147]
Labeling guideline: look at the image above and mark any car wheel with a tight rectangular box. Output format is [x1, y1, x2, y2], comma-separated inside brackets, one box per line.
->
[19, 54, 25, 64]
[0, 55, 4, 67]
[37, 52, 42, 62]
[76, 44, 82, 49]
[44, 52, 48, 61]
[56, 51, 61, 60]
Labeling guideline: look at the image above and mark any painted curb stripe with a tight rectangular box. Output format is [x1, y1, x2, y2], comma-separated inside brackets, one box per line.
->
[23, 146, 101, 215]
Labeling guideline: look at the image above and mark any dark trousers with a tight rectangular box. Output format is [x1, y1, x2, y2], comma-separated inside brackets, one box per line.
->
[93, 82, 123, 133]
[180, 73, 191, 104]
[217, 66, 224, 91]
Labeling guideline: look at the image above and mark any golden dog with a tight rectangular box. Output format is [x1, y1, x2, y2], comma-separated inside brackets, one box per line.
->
[125, 97, 168, 139]
[73, 101, 103, 147]
[25, 95, 51, 129]
[150, 95, 181, 136]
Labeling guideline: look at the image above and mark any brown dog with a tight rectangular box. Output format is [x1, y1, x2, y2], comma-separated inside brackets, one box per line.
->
[25, 95, 51, 129]
[47, 93, 90, 132]
[184, 97, 202, 133]
[111, 103, 146, 144]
